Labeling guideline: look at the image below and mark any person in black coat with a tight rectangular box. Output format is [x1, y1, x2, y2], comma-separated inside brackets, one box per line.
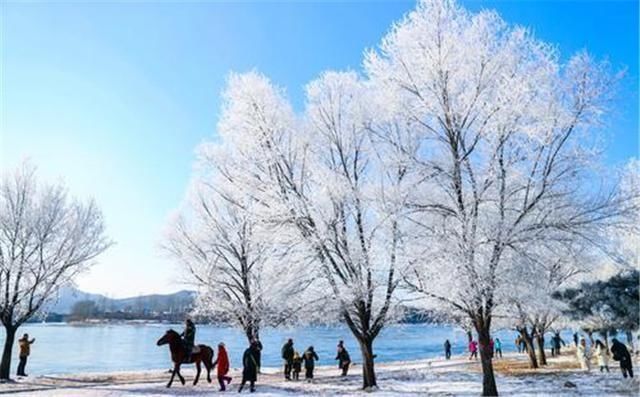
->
[551, 332, 566, 357]
[302, 346, 319, 381]
[238, 341, 260, 393]
[444, 339, 452, 360]
[281, 338, 295, 380]
[336, 340, 351, 376]
[610, 338, 634, 378]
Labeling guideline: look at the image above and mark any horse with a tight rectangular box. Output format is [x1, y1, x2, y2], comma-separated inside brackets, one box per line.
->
[156, 329, 214, 388]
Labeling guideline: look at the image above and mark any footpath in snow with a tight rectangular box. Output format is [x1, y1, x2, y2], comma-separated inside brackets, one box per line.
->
[0, 350, 638, 396]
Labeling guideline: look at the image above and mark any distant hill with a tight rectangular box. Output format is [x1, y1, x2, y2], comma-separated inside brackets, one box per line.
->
[45, 286, 196, 315]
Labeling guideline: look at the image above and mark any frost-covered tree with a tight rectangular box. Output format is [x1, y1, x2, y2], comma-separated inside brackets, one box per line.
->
[365, 0, 637, 394]
[0, 164, 110, 379]
[209, 71, 413, 389]
[503, 247, 586, 368]
[164, 146, 315, 342]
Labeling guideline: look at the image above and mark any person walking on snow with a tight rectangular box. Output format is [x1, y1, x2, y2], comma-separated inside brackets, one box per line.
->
[16, 334, 35, 377]
[594, 340, 610, 373]
[611, 338, 634, 378]
[494, 338, 503, 358]
[292, 351, 302, 380]
[577, 338, 591, 371]
[302, 346, 319, 381]
[281, 338, 295, 380]
[212, 342, 232, 391]
[444, 339, 452, 360]
[336, 340, 351, 376]
[238, 341, 260, 393]
[468, 339, 478, 360]
[551, 332, 566, 357]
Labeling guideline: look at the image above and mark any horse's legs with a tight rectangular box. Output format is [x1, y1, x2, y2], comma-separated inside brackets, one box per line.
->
[193, 360, 202, 386]
[167, 364, 178, 388]
[176, 365, 185, 385]
[204, 349, 213, 383]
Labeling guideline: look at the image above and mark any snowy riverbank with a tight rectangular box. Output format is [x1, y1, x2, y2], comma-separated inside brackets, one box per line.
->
[1, 350, 638, 396]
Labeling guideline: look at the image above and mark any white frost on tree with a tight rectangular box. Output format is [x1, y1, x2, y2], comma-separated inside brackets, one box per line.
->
[164, 142, 318, 343]
[194, 70, 414, 389]
[0, 163, 110, 379]
[364, 0, 637, 394]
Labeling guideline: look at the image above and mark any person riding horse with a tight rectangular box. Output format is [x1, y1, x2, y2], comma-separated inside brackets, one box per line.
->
[181, 319, 196, 361]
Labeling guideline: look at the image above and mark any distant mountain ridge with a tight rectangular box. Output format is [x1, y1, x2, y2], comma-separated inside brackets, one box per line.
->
[45, 286, 196, 315]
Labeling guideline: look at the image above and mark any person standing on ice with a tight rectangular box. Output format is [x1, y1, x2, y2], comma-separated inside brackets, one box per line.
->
[594, 340, 610, 373]
[577, 338, 591, 371]
[281, 338, 295, 380]
[336, 340, 351, 376]
[212, 342, 232, 391]
[302, 346, 319, 381]
[610, 338, 634, 378]
[238, 341, 260, 393]
[444, 339, 452, 359]
[468, 339, 478, 360]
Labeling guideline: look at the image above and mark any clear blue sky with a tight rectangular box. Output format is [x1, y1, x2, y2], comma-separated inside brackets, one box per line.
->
[1, 1, 637, 298]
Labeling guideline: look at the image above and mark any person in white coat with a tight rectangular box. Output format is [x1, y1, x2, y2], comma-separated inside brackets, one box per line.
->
[577, 338, 591, 371]
[595, 340, 610, 372]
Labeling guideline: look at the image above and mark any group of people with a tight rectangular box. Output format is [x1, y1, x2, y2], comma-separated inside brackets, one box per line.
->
[280, 338, 351, 382]
[178, 320, 353, 393]
[236, 337, 351, 393]
[448, 337, 502, 361]
[18, 318, 637, 394]
[576, 337, 634, 378]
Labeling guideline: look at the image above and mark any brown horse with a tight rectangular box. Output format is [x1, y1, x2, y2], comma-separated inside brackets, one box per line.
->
[156, 329, 214, 388]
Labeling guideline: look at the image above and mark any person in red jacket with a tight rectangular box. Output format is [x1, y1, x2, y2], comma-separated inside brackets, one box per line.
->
[213, 342, 232, 391]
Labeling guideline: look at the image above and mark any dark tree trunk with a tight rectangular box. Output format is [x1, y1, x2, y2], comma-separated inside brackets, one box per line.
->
[467, 330, 473, 343]
[0, 325, 16, 380]
[535, 333, 547, 365]
[476, 323, 498, 396]
[518, 327, 538, 369]
[244, 324, 259, 344]
[358, 337, 377, 390]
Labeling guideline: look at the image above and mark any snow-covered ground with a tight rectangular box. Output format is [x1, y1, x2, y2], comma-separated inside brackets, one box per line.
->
[1, 350, 638, 396]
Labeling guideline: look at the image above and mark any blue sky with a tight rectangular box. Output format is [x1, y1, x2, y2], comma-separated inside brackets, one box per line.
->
[1, 1, 637, 298]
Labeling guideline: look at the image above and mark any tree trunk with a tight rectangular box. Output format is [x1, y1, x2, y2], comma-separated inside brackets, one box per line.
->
[358, 338, 377, 390]
[518, 327, 538, 369]
[244, 324, 259, 344]
[467, 330, 473, 343]
[476, 324, 498, 396]
[0, 325, 16, 380]
[535, 333, 547, 366]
